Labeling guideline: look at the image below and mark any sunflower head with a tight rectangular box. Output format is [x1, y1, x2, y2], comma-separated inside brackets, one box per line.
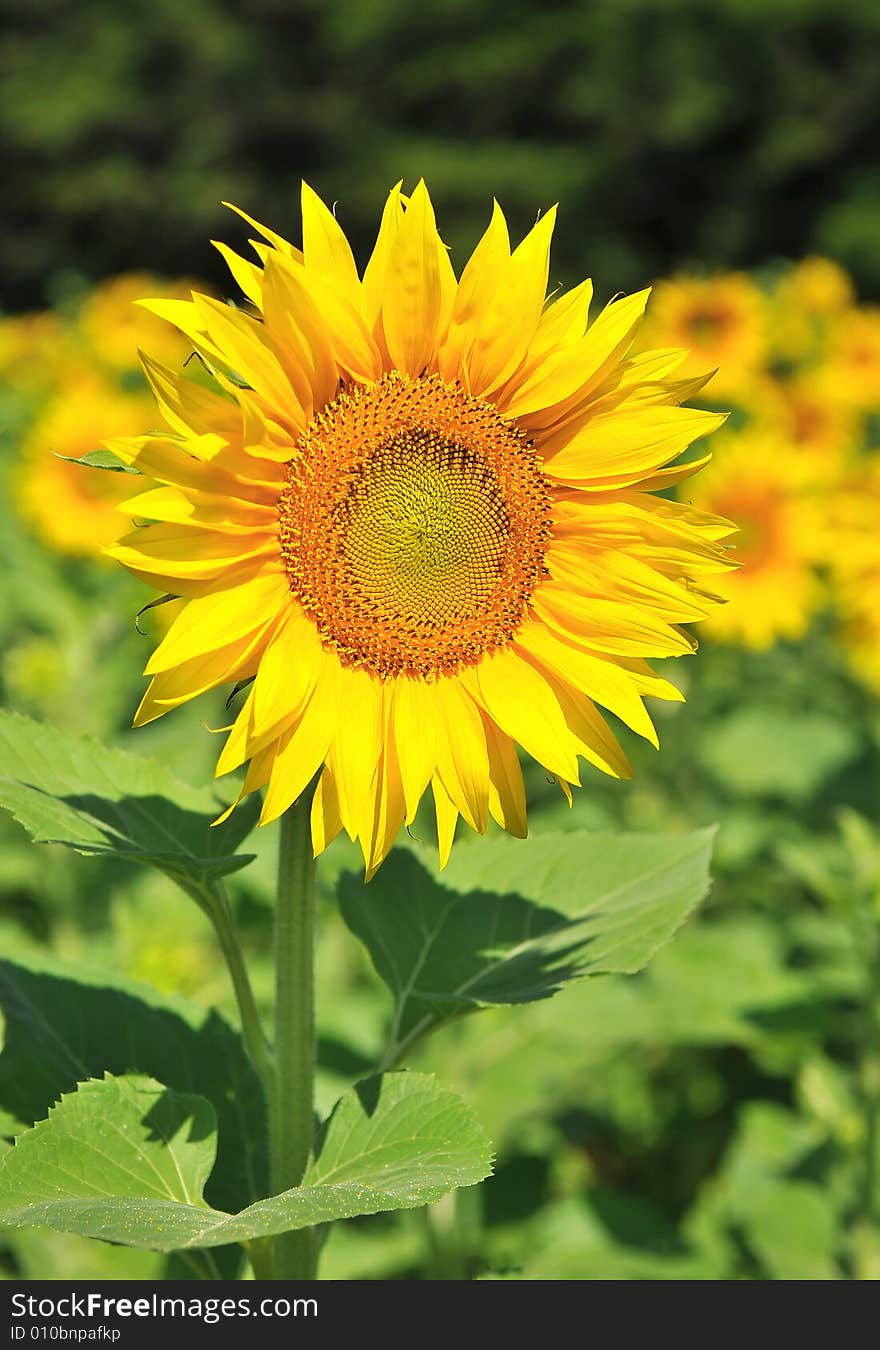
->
[637, 273, 766, 397]
[105, 181, 733, 876]
[825, 462, 880, 693]
[687, 429, 824, 649]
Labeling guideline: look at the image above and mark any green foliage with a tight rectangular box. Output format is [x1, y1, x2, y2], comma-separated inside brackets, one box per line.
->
[698, 707, 859, 801]
[340, 829, 714, 1059]
[3, 0, 880, 307]
[0, 1076, 218, 1249]
[51, 449, 137, 473]
[0, 1072, 491, 1252]
[0, 951, 266, 1212]
[0, 711, 258, 893]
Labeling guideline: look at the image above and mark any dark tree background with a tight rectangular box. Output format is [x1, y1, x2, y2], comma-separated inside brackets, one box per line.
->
[2, 0, 880, 309]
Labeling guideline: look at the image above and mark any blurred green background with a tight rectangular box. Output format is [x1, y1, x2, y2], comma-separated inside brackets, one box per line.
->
[2, 0, 880, 1282]
[4, 0, 880, 308]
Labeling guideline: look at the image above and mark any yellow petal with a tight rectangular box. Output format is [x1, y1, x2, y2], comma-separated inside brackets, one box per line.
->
[514, 620, 658, 747]
[119, 485, 275, 531]
[328, 666, 384, 842]
[471, 647, 579, 782]
[300, 182, 361, 307]
[249, 604, 324, 745]
[433, 678, 490, 834]
[106, 434, 277, 505]
[503, 288, 651, 421]
[381, 180, 444, 376]
[541, 406, 726, 487]
[145, 570, 288, 674]
[139, 352, 241, 440]
[285, 256, 382, 381]
[311, 764, 344, 856]
[211, 240, 264, 309]
[108, 524, 277, 589]
[192, 294, 304, 430]
[261, 252, 339, 415]
[465, 206, 558, 396]
[551, 681, 634, 780]
[133, 626, 270, 726]
[361, 182, 404, 331]
[392, 678, 438, 825]
[362, 725, 407, 880]
[431, 775, 459, 871]
[483, 717, 527, 837]
[213, 739, 278, 826]
[222, 201, 300, 258]
[260, 652, 342, 823]
[437, 200, 510, 383]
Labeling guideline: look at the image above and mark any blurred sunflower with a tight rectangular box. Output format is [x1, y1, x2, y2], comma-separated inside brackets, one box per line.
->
[0, 310, 84, 395]
[637, 273, 765, 397]
[686, 431, 823, 649]
[780, 256, 855, 318]
[17, 378, 153, 555]
[825, 462, 880, 693]
[79, 273, 197, 373]
[744, 371, 856, 484]
[107, 182, 732, 874]
[825, 307, 880, 410]
[765, 258, 854, 364]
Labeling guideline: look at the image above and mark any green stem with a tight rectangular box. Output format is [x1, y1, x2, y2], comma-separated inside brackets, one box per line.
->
[269, 792, 318, 1279]
[199, 880, 273, 1092]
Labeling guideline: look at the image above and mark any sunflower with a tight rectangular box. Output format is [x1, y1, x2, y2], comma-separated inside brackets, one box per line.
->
[779, 256, 854, 318]
[825, 462, 880, 693]
[636, 273, 766, 398]
[825, 307, 880, 410]
[106, 182, 732, 875]
[686, 430, 823, 649]
[17, 377, 154, 556]
[0, 310, 85, 396]
[744, 371, 856, 485]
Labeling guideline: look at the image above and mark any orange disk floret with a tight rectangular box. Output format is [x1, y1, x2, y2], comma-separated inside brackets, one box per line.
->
[278, 372, 552, 679]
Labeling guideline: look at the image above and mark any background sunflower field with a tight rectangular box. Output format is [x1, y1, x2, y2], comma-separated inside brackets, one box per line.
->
[2, 0, 880, 1281]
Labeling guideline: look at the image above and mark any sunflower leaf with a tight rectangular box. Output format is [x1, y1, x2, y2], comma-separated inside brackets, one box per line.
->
[0, 950, 267, 1215]
[52, 448, 139, 473]
[0, 1072, 492, 1251]
[339, 827, 715, 1060]
[0, 711, 258, 890]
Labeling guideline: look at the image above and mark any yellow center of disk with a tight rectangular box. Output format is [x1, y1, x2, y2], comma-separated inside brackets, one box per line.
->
[278, 372, 551, 678]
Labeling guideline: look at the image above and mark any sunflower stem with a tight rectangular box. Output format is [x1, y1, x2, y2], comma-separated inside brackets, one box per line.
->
[269, 791, 318, 1279]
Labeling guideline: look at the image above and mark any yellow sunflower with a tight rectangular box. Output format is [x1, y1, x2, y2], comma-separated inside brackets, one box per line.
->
[825, 306, 880, 410]
[106, 182, 732, 875]
[0, 310, 85, 395]
[825, 462, 880, 693]
[779, 256, 854, 318]
[17, 377, 154, 556]
[636, 273, 766, 398]
[744, 371, 856, 485]
[686, 430, 823, 649]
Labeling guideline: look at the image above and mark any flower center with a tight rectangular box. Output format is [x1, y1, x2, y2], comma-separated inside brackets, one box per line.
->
[278, 372, 551, 678]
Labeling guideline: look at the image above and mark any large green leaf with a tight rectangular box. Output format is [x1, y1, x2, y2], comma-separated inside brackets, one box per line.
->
[0, 711, 258, 892]
[0, 1076, 220, 1250]
[0, 1072, 492, 1251]
[0, 951, 266, 1214]
[339, 828, 715, 1060]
